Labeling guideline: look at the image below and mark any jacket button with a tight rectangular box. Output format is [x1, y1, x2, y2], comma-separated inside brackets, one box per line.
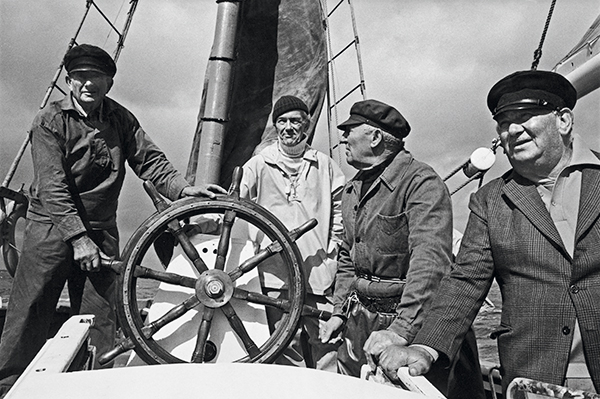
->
[562, 326, 571, 335]
[355, 237, 361, 243]
[570, 285, 580, 294]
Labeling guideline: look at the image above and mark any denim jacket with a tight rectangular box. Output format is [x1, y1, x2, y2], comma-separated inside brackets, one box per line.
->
[332, 149, 453, 342]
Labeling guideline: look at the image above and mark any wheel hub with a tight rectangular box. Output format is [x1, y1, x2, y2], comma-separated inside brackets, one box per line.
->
[195, 269, 234, 308]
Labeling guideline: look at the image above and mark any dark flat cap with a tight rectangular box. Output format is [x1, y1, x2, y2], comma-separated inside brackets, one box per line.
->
[337, 99, 411, 138]
[272, 95, 309, 122]
[64, 44, 117, 77]
[487, 70, 577, 118]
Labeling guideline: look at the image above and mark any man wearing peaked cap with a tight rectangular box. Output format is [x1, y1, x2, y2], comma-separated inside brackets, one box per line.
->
[372, 70, 600, 395]
[63, 43, 117, 77]
[321, 99, 484, 398]
[487, 69, 577, 118]
[0, 44, 227, 395]
[337, 99, 411, 139]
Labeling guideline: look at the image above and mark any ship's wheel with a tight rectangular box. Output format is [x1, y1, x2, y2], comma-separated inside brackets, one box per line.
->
[100, 168, 319, 366]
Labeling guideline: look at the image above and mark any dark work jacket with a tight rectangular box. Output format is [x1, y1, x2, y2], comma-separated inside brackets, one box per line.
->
[332, 150, 453, 342]
[27, 95, 190, 241]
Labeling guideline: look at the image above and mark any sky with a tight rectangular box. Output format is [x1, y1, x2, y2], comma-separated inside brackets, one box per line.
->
[1, 0, 599, 261]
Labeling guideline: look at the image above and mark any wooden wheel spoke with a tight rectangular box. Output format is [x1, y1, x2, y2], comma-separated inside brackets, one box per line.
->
[191, 307, 215, 362]
[233, 288, 331, 320]
[214, 209, 236, 270]
[133, 265, 197, 289]
[228, 241, 282, 281]
[220, 303, 260, 358]
[228, 219, 317, 282]
[143, 180, 209, 274]
[143, 296, 201, 338]
[233, 288, 291, 313]
[171, 227, 210, 274]
[101, 258, 196, 288]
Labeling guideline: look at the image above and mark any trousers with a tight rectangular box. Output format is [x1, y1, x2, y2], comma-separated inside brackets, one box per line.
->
[0, 219, 118, 396]
[264, 289, 339, 371]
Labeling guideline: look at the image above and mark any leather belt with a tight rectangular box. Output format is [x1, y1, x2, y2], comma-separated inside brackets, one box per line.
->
[356, 272, 406, 284]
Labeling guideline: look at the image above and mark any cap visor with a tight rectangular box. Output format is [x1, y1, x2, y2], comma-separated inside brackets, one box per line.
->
[493, 103, 554, 119]
[68, 66, 110, 76]
[337, 114, 369, 130]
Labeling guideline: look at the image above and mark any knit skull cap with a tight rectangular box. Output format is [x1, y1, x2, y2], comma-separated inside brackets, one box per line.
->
[64, 44, 117, 77]
[337, 99, 411, 139]
[272, 95, 309, 122]
[487, 70, 577, 118]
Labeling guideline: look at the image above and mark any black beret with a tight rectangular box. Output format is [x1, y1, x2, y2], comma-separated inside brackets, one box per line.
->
[272, 95, 309, 122]
[487, 70, 577, 118]
[337, 99, 411, 139]
[64, 44, 117, 77]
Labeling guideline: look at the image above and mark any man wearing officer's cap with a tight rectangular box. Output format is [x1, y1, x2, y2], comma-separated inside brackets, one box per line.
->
[320, 99, 485, 398]
[365, 70, 600, 395]
[0, 44, 227, 395]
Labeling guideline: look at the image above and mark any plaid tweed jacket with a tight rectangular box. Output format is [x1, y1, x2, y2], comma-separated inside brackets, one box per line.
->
[415, 163, 600, 392]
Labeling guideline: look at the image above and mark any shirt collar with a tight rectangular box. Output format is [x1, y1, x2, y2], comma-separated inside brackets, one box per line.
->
[569, 133, 600, 168]
[60, 94, 106, 122]
[262, 141, 318, 165]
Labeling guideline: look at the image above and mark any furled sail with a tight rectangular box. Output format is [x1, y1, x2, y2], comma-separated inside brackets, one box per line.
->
[553, 13, 600, 98]
[186, 0, 328, 188]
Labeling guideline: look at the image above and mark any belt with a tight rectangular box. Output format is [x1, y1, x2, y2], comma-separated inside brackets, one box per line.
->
[343, 291, 402, 315]
[358, 291, 401, 314]
[356, 272, 406, 284]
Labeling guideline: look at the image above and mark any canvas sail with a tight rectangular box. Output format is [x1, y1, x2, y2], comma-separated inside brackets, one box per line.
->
[186, 0, 328, 188]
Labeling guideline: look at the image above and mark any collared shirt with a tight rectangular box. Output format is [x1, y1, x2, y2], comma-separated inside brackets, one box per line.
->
[240, 141, 345, 295]
[536, 134, 600, 387]
[27, 94, 190, 241]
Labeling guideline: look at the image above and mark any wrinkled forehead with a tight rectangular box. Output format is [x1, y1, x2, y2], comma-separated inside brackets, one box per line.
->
[275, 109, 307, 120]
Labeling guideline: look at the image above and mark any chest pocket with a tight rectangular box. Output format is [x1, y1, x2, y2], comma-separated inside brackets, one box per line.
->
[374, 212, 409, 255]
[72, 136, 114, 192]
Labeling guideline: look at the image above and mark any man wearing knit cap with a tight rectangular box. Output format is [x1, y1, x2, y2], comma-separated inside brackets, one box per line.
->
[240, 95, 346, 371]
[320, 99, 484, 398]
[0, 43, 226, 396]
[365, 70, 600, 395]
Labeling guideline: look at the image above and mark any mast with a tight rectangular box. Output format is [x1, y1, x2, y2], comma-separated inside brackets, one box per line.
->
[192, 0, 241, 185]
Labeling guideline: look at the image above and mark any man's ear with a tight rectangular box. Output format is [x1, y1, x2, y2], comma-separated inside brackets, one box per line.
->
[556, 108, 574, 137]
[370, 129, 383, 148]
[106, 77, 114, 94]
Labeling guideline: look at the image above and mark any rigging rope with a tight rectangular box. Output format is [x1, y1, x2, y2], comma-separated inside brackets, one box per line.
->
[531, 0, 557, 70]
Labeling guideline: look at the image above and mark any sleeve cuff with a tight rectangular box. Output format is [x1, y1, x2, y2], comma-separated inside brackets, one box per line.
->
[409, 344, 439, 362]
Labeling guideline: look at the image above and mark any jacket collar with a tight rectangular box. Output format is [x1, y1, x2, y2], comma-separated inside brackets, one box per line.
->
[503, 173, 564, 250]
[351, 150, 413, 191]
[59, 95, 117, 122]
[503, 134, 600, 252]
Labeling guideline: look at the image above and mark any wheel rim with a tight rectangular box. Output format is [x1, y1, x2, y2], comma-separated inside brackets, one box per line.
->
[117, 196, 306, 365]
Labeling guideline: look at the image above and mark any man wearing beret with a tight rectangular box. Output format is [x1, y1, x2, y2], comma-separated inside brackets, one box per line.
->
[0, 44, 226, 394]
[365, 70, 600, 394]
[319, 99, 484, 398]
[240, 95, 346, 370]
